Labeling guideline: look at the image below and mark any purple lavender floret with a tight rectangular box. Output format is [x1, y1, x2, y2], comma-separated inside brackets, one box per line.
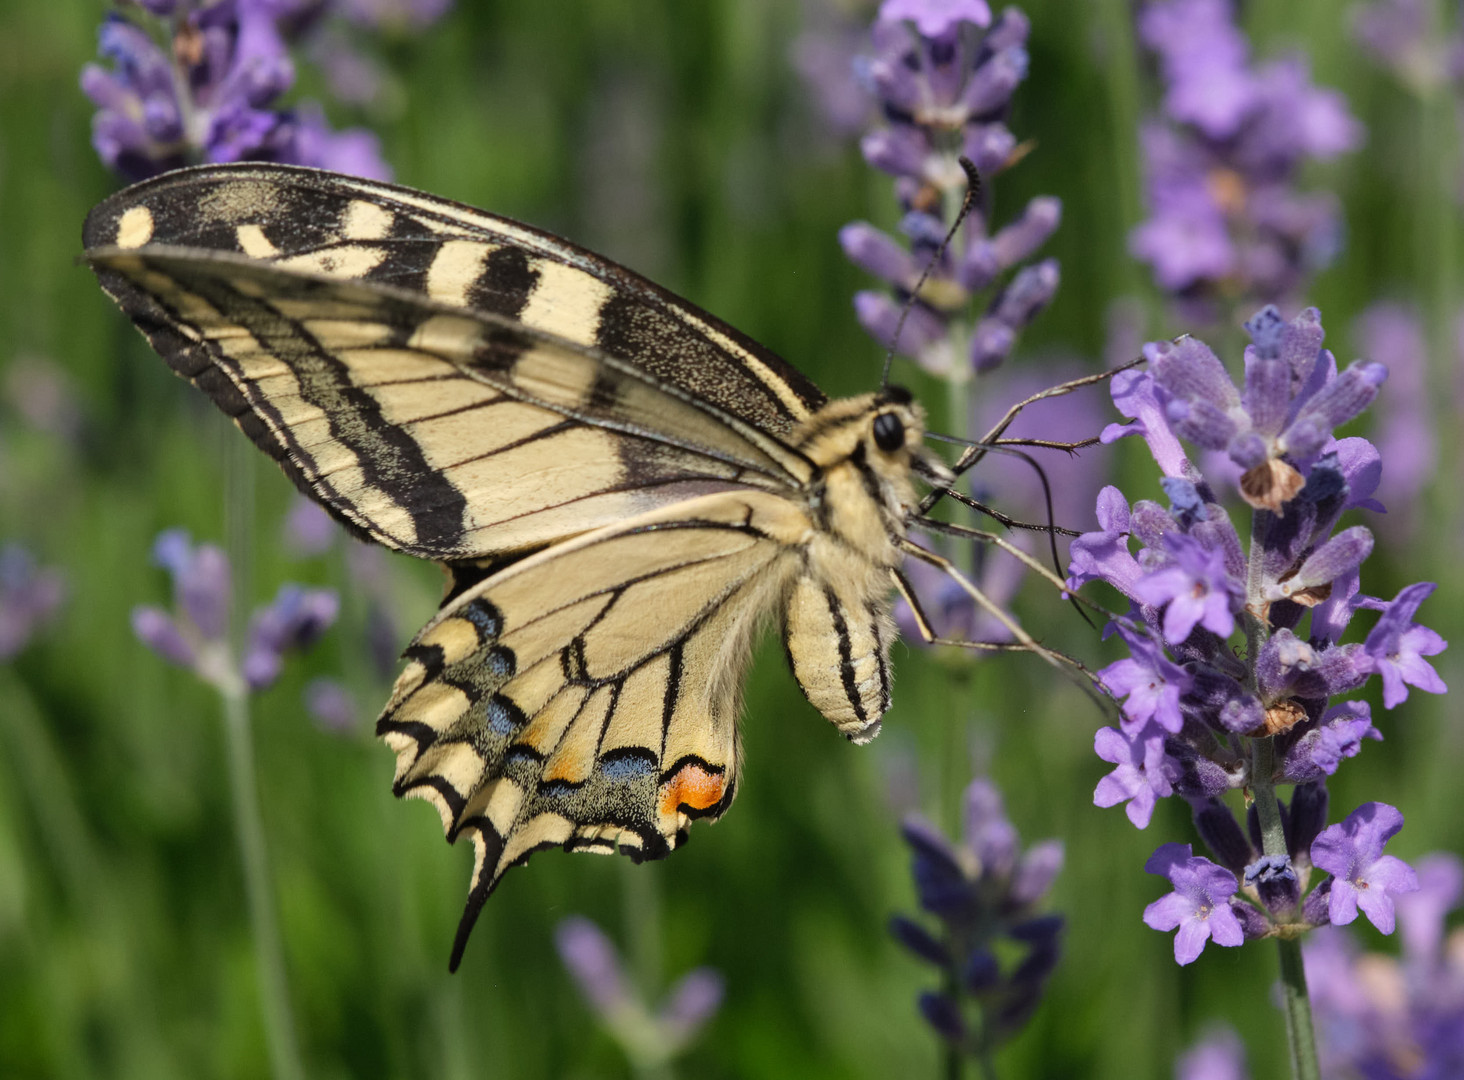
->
[835, 4, 1058, 377]
[1069, 304, 1447, 964]
[1143, 843, 1244, 965]
[1311, 802, 1419, 933]
[892, 778, 1063, 1058]
[1130, 0, 1362, 320]
[0, 545, 67, 660]
[1363, 582, 1448, 708]
[81, 0, 395, 181]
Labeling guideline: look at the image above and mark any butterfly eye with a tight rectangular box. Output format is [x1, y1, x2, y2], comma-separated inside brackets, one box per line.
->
[873, 411, 905, 452]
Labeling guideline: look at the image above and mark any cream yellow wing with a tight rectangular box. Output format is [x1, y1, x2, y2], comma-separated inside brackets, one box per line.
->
[83, 163, 826, 439]
[376, 489, 810, 969]
[85, 246, 812, 561]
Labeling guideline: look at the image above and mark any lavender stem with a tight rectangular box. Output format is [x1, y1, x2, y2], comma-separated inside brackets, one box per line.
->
[221, 426, 301, 1080]
[221, 683, 305, 1080]
[1276, 936, 1320, 1080]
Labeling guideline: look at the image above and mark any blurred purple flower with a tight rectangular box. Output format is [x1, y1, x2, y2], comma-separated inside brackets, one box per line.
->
[1311, 802, 1419, 933]
[303, 676, 358, 734]
[81, 0, 396, 181]
[1306, 851, 1464, 1077]
[339, 0, 452, 29]
[556, 916, 635, 1017]
[555, 916, 723, 1069]
[3, 356, 86, 444]
[1175, 1027, 1250, 1080]
[892, 778, 1063, 1057]
[1354, 302, 1435, 543]
[878, 0, 992, 36]
[1131, 0, 1362, 319]
[1351, 0, 1459, 92]
[792, 0, 876, 138]
[283, 495, 340, 556]
[133, 528, 338, 693]
[0, 545, 67, 659]
[242, 583, 339, 690]
[1143, 843, 1244, 965]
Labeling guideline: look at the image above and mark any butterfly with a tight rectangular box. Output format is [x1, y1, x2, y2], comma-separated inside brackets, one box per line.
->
[84, 163, 1063, 969]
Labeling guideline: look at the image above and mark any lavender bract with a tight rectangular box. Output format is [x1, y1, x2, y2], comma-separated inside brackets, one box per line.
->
[1130, 0, 1362, 322]
[1068, 306, 1444, 961]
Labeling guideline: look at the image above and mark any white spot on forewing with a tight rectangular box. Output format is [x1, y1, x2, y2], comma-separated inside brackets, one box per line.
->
[115, 206, 154, 248]
[518, 259, 613, 346]
[236, 224, 280, 258]
[276, 245, 386, 279]
[341, 199, 395, 240]
[425, 240, 493, 305]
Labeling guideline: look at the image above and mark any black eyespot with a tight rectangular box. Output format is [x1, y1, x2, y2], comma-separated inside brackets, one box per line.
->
[873, 411, 905, 452]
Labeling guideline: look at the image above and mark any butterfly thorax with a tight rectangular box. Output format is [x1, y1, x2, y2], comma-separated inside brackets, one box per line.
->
[780, 392, 938, 744]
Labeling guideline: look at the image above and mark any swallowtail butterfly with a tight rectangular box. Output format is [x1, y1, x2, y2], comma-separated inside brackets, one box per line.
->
[86, 163, 993, 969]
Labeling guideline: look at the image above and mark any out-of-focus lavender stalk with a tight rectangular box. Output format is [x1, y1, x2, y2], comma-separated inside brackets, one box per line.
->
[133, 530, 338, 1080]
[890, 778, 1064, 1074]
[80, 0, 449, 182]
[555, 915, 724, 1079]
[1130, 0, 1362, 328]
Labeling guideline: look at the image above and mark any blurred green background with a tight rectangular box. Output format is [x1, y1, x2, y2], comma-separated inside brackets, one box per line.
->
[1, 1, 1460, 1077]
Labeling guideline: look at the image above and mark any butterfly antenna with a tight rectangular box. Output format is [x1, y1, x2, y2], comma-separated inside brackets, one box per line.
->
[879, 157, 983, 390]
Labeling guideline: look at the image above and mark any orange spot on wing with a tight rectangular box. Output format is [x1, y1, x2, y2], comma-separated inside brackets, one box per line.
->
[658, 763, 725, 817]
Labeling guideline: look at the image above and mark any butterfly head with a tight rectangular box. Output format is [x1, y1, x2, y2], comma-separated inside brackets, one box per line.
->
[796, 389, 953, 540]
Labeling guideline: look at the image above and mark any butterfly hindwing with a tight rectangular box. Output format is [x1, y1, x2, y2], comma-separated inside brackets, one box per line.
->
[88, 246, 812, 559]
[82, 163, 827, 440]
[376, 489, 810, 968]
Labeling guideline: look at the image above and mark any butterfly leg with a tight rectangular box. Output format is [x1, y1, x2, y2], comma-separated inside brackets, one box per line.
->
[896, 540, 1110, 707]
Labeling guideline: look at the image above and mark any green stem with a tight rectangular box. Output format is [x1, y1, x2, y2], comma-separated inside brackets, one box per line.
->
[220, 684, 305, 1080]
[1275, 936, 1320, 1080]
[1250, 705, 1319, 1080]
[945, 1042, 964, 1080]
[1249, 739, 1285, 857]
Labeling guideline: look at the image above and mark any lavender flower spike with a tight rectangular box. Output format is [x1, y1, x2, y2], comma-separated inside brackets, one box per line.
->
[1311, 802, 1418, 933]
[1143, 843, 1244, 965]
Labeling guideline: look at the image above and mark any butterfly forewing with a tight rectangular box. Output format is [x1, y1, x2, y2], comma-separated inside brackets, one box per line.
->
[82, 163, 826, 436]
[89, 246, 812, 559]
